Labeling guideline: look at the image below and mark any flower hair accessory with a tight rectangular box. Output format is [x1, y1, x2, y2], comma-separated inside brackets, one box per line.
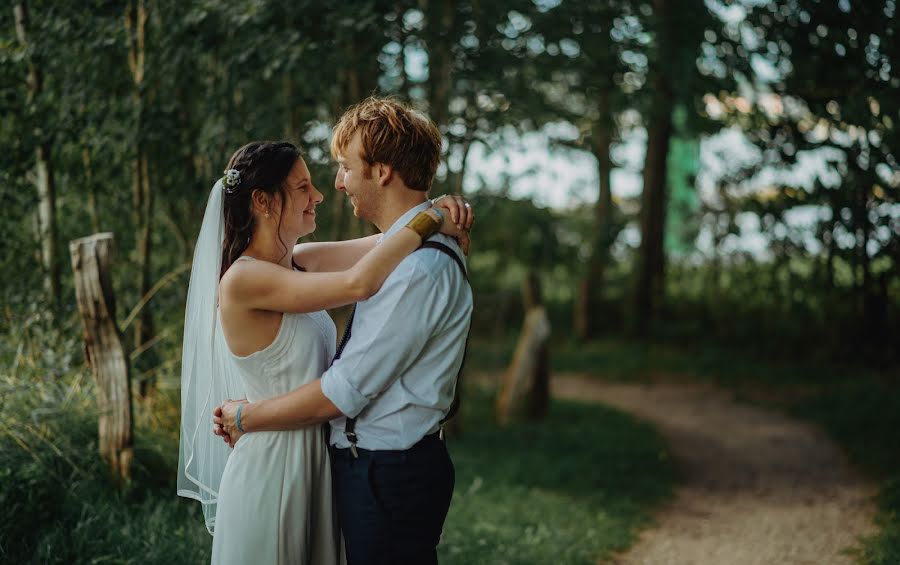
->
[222, 169, 241, 193]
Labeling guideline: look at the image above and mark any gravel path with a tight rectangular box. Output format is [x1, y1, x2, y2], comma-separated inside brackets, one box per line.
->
[551, 375, 877, 565]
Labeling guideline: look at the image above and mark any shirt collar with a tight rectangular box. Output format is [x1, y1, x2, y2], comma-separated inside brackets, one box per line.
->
[380, 201, 432, 242]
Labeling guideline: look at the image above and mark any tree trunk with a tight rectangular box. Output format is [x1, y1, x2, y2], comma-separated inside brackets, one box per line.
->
[496, 272, 551, 425]
[857, 183, 876, 343]
[126, 0, 155, 373]
[398, 6, 412, 101]
[162, 203, 189, 261]
[452, 134, 474, 195]
[284, 76, 301, 139]
[173, 84, 196, 260]
[824, 196, 837, 293]
[575, 108, 614, 340]
[35, 142, 59, 305]
[15, 1, 60, 311]
[133, 155, 154, 368]
[708, 222, 722, 317]
[633, 111, 672, 333]
[632, 0, 674, 335]
[338, 62, 378, 238]
[423, 0, 455, 130]
[329, 76, 352, 242]
[70, 233, 134, 484]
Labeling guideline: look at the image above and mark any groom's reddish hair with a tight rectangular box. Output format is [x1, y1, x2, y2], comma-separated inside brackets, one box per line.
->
[331, 97, 442, 192]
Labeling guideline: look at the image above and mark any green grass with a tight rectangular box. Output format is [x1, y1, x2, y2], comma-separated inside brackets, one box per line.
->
[0, 400, 211, 564]
[440, 392, 675, 564]
[1, 376, 674, 564]
[468, 336, 870, 386]
[468, 337, 899, 565]
[788, 382, 900, 565]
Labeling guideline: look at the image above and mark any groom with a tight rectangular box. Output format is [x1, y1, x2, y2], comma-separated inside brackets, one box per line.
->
[214, 97, 473, 565]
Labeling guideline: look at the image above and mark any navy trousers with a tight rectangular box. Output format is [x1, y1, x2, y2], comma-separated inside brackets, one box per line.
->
[330, 433, 455, 565]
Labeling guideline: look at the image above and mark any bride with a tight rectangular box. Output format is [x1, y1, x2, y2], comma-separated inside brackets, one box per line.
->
[176, 141, 472, 563]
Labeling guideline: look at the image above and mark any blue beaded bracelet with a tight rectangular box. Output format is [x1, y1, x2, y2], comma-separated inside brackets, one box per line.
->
[235, 403, 246, 433]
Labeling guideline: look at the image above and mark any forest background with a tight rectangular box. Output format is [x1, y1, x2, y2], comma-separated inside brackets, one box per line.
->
[1, 0, 898, 563]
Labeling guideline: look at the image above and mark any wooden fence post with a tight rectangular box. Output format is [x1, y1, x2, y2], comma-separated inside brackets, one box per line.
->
[496, 272, 551, 425]
[70, 233, 133, 483]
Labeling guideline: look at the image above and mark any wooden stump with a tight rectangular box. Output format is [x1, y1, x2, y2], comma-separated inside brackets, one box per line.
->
[496, 273, 551, 425]
[70, 233, 133, 483]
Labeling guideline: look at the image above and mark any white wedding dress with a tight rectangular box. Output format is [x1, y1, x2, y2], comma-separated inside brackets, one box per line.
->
[211, 296, 344, 564]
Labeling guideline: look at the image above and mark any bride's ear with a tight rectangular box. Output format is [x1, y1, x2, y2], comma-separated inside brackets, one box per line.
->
[251, 189, 274, 217]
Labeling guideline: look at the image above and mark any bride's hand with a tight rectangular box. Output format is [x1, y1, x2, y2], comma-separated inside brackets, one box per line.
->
[430, 197, 473, 256]
[214, 399, 248, 448]
[432, 194, 474, 231]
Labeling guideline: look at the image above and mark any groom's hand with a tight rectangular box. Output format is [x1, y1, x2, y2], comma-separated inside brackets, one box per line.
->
[213, 399, 248, 448]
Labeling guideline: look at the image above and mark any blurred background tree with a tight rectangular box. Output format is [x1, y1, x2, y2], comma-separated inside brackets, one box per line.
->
[1, 0, 897, 380]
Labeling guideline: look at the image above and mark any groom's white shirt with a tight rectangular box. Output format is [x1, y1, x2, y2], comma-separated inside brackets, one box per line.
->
[320, 201, 473, 450]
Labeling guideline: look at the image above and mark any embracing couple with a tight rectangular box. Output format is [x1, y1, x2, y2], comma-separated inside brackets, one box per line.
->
[177, 97, 474, 564]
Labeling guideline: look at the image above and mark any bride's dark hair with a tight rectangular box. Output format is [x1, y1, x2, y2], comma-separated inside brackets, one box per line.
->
[221, 141, 301, 277]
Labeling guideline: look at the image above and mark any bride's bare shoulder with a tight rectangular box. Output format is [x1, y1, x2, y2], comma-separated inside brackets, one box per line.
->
[220, 258, 272, 300]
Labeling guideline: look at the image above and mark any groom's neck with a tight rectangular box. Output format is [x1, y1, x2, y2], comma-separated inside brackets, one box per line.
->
[373, 191, 428, 233]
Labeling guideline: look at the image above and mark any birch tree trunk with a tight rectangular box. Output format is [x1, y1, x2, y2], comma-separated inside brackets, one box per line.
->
[15, 1, 60, 311]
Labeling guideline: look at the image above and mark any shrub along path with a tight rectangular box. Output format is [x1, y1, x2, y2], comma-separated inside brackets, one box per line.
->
[552, 375, 877, 565]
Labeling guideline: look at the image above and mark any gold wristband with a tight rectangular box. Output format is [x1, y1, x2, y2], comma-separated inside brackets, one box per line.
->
[406, 211, 441, 239]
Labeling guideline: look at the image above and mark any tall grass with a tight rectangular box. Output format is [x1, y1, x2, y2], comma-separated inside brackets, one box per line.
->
[0, 311, 210, 563]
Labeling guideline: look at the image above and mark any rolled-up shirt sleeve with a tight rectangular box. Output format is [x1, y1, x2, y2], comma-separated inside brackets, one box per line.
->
[320, 259, 439, 418]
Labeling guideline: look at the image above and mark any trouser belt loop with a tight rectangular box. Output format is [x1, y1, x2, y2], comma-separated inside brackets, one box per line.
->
[438, 424, 445, 442]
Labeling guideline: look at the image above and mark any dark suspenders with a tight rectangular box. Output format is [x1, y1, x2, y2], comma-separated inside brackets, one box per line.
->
[333, 240, 471, 458]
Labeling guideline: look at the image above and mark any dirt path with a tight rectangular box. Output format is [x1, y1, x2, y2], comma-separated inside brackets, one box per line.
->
[551, 375, 877, 565]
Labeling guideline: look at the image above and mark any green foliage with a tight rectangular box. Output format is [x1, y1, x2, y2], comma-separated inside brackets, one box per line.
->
[703, 0, 900, 357]
[441, 392, 675, 564]
[468, 334, 874, 387]
[0, 410, 211, 564]
[2, 0, 896, 358]
[0, 307, 207, 563]
[863, 478, 900, 565]
[790, 381, 900, 565]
